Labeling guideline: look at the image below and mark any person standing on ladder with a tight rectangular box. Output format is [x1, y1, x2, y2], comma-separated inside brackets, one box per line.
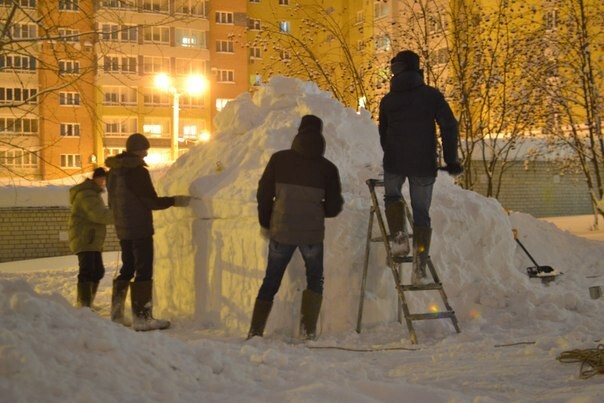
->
[378, 50, 462, 283]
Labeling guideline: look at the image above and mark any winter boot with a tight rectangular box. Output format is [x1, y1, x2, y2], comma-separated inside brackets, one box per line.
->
[412, 226, 432, 285]
[130, 281, 170, 331]
[246, 299, 273, 340]
[76, 282, 94, 308]
[111, 279, 130, 325]
[385, 202, 410, 258]
[300, 289, 323, 340]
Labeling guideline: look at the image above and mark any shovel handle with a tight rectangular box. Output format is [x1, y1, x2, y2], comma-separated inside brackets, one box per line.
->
[515, 238, 541, 268]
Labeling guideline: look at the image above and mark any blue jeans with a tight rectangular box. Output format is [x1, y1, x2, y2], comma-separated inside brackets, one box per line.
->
[257, 240, 324, 301]
[383, 171, 435, 228]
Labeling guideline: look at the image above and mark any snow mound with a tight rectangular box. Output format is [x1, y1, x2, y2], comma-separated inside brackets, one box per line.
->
[151, 76, 603, 343]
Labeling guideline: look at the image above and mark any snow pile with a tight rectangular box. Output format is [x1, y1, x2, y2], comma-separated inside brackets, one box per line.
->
[151, 76, 603, 342]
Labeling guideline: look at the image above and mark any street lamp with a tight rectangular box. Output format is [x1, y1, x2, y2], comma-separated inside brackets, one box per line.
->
[155, 73, 208, 161]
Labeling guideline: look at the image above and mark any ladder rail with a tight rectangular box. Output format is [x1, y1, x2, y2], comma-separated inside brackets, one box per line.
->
[356, 178, 460, 344]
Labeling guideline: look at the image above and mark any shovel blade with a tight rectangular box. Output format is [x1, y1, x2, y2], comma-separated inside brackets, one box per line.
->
[527, 266, 557, 278]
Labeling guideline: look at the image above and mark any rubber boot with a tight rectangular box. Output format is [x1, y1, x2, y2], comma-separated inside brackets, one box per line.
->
[76, 282, 94, 308]
[246, 299, 273, 340]
[384, 202, 410, 258]
[412, 226, 432, 284]
[91, 281, 99, 302]
[111, 279, 130, 325]
[300, 289, 323, 340]
[130, 281, 170, 331]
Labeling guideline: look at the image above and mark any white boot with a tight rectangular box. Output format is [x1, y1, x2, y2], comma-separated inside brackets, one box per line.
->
[130, 281, 170, 332]
[391, 231, 410, 257]
[133, 317, 170, 331]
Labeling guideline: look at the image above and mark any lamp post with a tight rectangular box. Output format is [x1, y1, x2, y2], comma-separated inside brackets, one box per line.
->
[155, 73, 208, 161]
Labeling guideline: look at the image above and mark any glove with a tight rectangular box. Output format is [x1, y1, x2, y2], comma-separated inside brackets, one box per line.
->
[445, 162, 464, 176]
[173, 195, 192, 207]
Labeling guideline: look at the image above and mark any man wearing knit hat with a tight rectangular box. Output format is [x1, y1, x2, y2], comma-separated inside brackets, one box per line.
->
[69, 167, 114, 308]
[247, 114, 344, 341]
[105, 133, 190, 331]
[379, 50, 462, 284]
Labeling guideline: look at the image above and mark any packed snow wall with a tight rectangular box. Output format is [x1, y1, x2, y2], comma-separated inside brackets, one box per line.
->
[152, 76, 526, 338]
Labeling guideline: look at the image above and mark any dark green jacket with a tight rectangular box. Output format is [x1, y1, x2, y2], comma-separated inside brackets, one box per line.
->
[257, 123, 343, 245]
[105, 152, 174, 240]
[68, 179, 114, 253]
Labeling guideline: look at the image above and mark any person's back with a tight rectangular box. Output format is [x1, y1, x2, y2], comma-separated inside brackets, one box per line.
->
[250, 114, 343, 341]
[378, 50, 461, 284]
[379, 66, 458, 178]
[105, 151, 156, 240]
[258, 117, 342, 245]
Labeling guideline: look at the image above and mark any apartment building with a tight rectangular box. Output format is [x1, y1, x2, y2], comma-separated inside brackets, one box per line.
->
[2, 1, 602, 181]
[0, 0, 248, 180]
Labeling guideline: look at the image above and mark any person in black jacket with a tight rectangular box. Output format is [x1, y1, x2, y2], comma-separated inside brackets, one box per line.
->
[105, 133, 190, 331]
[248, 115, 344, 341]
[378, 50, 462, 284]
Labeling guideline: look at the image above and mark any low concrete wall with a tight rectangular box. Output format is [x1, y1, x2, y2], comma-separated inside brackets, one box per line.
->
[0, 207, 119, 263]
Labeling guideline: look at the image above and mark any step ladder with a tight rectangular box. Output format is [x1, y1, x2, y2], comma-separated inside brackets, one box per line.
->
[356, 178, 460, 344]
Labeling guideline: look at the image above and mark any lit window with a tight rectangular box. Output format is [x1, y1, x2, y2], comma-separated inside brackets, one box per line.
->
[279, 21, 290, 33]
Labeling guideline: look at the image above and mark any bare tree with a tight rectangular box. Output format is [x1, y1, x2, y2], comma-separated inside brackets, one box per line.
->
[524, 0, 604, 224]
[1, 0, 207, 181]
[447, 0, 544, 195]
[249, 2, 389, 116]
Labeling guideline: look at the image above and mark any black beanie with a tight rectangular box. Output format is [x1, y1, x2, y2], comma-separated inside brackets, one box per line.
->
[391, 50, 420, 75]
[92, 167, 107, 179]
[298, 114, 323, 133]
[126, 133, 150, 152]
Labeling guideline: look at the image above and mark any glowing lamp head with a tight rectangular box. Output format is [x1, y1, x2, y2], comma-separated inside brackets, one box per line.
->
[186, 75, 209, 96]
[155, 73, 172, 92]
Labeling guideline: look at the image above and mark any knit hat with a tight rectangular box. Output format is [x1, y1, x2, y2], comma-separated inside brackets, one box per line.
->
[298, 114, 323, 133]
[391, 50, 421, 75]
[291, 114, 326, 158]
[126, 133, 150, 152]
[92, 167, 107, 179]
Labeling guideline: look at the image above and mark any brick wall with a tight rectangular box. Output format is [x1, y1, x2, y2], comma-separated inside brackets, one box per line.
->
[0, 161, 595, 262]
[0, 207, 120, 263]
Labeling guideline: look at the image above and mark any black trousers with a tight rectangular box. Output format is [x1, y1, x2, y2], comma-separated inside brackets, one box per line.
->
[77, 251, 105, 282]
[116, 237, 154, 282]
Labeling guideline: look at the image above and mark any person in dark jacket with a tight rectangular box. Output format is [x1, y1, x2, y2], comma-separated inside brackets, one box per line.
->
[105, 133, 190, 331]
[69, 167, 114, 308]
[378, 50, 462, 284]
[247, 115, 344, 341]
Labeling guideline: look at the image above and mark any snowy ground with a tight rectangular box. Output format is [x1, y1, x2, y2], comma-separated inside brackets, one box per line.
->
[0, 214, 603, 402]
[1, 77, 603, 401]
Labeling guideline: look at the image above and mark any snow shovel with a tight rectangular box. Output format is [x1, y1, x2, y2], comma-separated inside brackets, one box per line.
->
[512, 229, 559, 282]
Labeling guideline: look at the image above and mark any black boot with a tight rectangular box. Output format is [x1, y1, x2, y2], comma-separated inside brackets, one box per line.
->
[76, 282, 94, 308]
[385, 202, 410, 257]
[111, 279, 130, 325]
[130, 281, 170, 331]
[412, 226, 432, 284]
[300, 289, 323, 340]
[247, 299, 273, 340]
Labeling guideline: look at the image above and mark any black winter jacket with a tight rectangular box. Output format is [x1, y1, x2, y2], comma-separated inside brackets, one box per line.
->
[105, 152, 174, 240]
[378, 71, 458, 177]
[257, 125, 344, 245]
